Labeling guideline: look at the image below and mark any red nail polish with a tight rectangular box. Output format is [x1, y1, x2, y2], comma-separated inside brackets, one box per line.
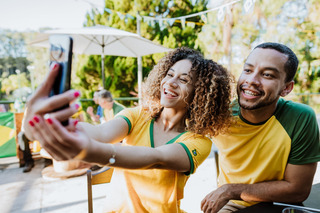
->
[33, 116, 40, 123]
[46, 118, 53, 124]
[53, 63, 58, 70]
[74, 91, 80, 98]
[74, 120, 79, 127]
[29, 120, 35, 127]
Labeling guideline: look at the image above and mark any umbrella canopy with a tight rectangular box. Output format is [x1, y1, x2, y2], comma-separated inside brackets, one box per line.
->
[29, 25, 172, 97]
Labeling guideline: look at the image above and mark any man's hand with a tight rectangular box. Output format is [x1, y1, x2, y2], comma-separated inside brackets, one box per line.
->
[201, 185, 233, 213]
[86, 106, 94, 116]
[200, 162, 317, 212]
[86, 106, 100, 123]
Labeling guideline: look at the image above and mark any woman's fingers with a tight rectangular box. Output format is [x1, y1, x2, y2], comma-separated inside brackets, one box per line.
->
[65, 118, 79, 132]
[23, 63, 82, 144]
[28, 63, 61, 102]
[44, 116, 85, 159]
[35, 90, 81, 115]
[30, 115, 77, 160]
[23, 89, 79, 142]
[28, 115, 67, 160]
[43, 101, 79, 124]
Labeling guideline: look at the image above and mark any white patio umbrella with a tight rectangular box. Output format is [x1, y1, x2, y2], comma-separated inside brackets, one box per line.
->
[29, 25, 171, 98]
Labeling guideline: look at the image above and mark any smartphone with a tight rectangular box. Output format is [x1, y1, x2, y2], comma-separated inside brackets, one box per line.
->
[49, 35, 73, 125]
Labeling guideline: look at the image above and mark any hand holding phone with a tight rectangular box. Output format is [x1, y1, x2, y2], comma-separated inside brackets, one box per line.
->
[49, 35, 73, 125]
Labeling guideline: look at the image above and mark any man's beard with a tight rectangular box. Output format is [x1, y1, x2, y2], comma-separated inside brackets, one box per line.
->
[237, 89, 279, 110]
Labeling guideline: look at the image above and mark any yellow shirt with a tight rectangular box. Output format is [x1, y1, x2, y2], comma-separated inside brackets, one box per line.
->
[103, 107, 212, 213]
[214, 98, 320, 207]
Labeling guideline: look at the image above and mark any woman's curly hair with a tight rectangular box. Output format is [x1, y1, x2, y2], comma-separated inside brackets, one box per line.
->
[142, 47, 233, 137]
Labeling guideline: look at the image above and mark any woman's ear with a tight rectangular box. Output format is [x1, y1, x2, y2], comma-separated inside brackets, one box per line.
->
[280, 81, 294, 97]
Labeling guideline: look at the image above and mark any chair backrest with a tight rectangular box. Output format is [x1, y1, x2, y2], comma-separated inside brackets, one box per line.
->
[214, 149, 219, 178]
[87, 167, 114, 213]
[274, 202, 320, 212]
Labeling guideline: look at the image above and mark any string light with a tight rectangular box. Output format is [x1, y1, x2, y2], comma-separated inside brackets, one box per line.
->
[87, 0, 253, 28]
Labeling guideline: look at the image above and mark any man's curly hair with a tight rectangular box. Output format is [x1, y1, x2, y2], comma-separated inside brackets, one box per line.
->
[142, 47, 233, 137]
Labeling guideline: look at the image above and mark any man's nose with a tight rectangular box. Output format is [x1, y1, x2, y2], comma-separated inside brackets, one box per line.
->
[245, 72, 260, 85]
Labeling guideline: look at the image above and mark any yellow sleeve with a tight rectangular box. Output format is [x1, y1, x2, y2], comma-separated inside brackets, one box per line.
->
[177, 133, 212, 175]
[115, 106, 142, 134]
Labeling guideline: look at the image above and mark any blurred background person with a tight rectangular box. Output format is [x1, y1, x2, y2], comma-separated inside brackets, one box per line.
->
[86, 90, 102, 124]
[0, 104, 7, 112]
[98, 89, 125, 124]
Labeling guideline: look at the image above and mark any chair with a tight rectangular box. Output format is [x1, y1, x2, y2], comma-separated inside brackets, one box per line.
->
[14, 112, 41, 167]
[87, 167, 114, 213]
[213, 149, 219, 178]
[274, 202, 320, 212]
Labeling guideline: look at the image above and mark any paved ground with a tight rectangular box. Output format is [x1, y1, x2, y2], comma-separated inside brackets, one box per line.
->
[0, 146, 319, 213]
[0, 148, 218, 213]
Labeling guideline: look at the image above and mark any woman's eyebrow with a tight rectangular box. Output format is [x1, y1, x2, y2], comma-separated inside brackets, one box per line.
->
[182, 73, 192, 79]
[168, 68, 193, 80]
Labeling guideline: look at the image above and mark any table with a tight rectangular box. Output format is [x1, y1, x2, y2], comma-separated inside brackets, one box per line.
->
[235, 202, 320, 213]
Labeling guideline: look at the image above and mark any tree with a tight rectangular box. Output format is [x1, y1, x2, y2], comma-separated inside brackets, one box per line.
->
[24, 31, 51, 91]
[0, 29, 32, 99]
[0, 72, 31, 100]
[197, 0, 290, 78]
[75, 0, 208, 106]
[198, 0, 320, 110]
[287, 0, 320, 105]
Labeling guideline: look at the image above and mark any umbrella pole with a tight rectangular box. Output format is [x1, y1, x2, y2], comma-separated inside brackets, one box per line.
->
[101, 53, 106, 89]
[138, 56, 142, 104]
[137, 13, 142, 104]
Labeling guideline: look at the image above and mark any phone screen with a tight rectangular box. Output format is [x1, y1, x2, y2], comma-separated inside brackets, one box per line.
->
[49, 35, 73, 125]
[49, 35, 73, 96]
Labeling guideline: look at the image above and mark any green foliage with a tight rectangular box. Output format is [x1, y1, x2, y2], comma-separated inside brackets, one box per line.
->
[288, 1, 320, 101]
[0, 30, 30, 78]
[2, 0, 318, 109]
[24, 31, 50, 89]
[0, 30, 33, 100]
[0, 73, 30, 100]
[74, 0, 208, 106]
[73, 0, 207, 105]
[197, 0, 320, 98]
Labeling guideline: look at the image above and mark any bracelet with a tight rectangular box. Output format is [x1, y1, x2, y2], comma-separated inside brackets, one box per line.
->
[107, 144, 116, 165]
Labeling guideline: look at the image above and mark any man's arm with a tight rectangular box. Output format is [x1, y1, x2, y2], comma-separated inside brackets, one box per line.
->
[86, 106, 100, 123]
[201, 162, 317, 213]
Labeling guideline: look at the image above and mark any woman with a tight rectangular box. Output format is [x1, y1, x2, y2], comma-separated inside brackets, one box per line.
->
[24, 47, 232, 212]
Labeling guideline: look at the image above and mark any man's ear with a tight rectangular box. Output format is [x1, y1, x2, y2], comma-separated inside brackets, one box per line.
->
[280, 80, 294, 97]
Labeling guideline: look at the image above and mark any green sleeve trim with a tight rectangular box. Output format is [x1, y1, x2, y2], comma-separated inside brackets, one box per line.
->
[117, 115, 131, 135]
[150, 119, 155, 148]
[178, 142, 194, 175]
[167, 132, 187, 144]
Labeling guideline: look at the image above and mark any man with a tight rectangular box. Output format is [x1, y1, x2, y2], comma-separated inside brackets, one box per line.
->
[86, 90, 102, 124]
[98, 89, 125, 123]
[201, 42, 320, 213]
